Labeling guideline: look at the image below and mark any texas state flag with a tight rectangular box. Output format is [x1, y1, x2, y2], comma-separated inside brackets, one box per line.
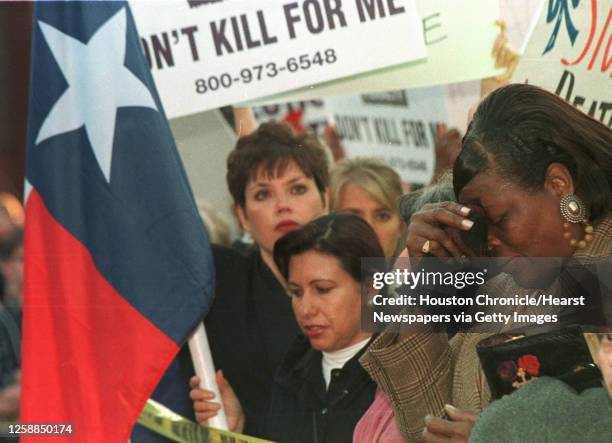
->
[21, 2, 214, 441]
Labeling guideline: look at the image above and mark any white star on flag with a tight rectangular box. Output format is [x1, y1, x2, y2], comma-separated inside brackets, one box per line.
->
[35, 7, 157, 183]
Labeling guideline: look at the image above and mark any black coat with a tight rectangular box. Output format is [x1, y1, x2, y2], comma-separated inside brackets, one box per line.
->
[205, 245, 302, 436]
[134, 245, 301, 442]
[264, 335, 376, 443]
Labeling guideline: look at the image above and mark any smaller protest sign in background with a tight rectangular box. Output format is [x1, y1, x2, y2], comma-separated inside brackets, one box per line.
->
[325, 86, 449, 184]
[253, 100, 329, 135]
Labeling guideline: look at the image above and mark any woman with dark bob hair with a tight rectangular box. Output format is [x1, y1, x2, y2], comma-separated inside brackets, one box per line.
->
[191, 213, 383, 442]
[175, 122, 331, 438]
[364, 84, 612, 442]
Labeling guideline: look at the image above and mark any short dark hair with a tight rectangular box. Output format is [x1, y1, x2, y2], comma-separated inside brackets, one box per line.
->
[273, 213, 384, 282]
[454, 84, 612, 221]
[227, 122, 330, 208]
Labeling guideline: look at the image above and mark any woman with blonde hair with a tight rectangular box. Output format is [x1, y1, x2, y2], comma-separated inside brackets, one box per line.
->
[330, 157, 404, 258]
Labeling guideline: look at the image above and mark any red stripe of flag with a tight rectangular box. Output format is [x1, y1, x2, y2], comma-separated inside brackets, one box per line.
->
[21, 189, 178, 442]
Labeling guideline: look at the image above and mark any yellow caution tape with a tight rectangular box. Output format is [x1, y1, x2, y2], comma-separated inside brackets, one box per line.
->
[137, 399, 275, 443]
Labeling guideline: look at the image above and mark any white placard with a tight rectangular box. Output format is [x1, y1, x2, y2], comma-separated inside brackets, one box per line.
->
[130, 0, 427, 118]
[513, 0, 611, 127]
[325, 86, 450, 184]
[245, 0, 501, 105]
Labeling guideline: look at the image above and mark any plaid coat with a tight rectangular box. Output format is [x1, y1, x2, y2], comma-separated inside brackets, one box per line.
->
[360, 214, 612, 442]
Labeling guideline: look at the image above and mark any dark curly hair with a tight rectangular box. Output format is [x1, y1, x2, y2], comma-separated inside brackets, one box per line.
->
[227, 122, 330, 209]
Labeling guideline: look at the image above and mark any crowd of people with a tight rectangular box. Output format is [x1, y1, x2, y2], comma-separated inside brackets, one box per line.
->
[2, 16, 611, 443]
[182, 79, 612, 442]
[128, 19, 612, 443]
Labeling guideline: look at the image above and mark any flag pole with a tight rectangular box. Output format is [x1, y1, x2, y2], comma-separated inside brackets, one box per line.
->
[188, 324, 229, 430]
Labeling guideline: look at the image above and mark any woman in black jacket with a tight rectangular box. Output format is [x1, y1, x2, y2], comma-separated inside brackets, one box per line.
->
[198, 122, 331, 435]
[191, 213, 383, 442]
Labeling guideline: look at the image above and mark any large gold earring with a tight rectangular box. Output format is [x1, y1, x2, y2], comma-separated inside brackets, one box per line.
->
[560, 194, 593, 249]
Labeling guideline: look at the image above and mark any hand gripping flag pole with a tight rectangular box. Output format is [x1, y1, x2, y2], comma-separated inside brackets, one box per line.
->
[189, 324, 230, 430]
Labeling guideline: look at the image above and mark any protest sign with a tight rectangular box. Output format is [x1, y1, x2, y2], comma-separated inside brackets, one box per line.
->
[130, 0, 426, 118]
[513, 0, 611, 127]
[325, 86, 449, 184]
[500, 0, 546, 52]
[245, 0, 501, 105]
[253, 99, 330, 135]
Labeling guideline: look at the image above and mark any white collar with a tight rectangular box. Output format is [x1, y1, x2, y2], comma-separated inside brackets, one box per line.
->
[321, 337, 371, 389]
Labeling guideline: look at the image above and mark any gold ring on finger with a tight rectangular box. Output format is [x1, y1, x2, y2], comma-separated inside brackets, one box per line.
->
[421, 240, 431, 254]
